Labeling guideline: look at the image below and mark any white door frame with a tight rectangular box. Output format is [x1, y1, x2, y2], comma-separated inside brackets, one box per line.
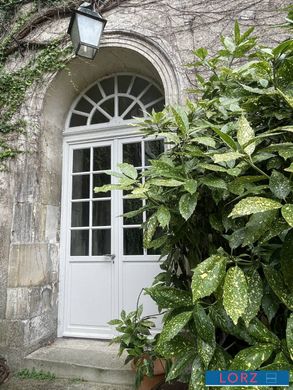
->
[58, 124, 160, 338]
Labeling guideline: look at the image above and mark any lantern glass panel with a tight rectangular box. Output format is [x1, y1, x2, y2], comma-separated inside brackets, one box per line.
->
[77, 13, 104, 48]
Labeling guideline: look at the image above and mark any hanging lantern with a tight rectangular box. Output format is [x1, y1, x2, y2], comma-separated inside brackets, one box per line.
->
[68, 1, 107, 59]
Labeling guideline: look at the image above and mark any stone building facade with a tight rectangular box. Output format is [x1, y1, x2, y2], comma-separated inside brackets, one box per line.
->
[0, 0, 290, 368]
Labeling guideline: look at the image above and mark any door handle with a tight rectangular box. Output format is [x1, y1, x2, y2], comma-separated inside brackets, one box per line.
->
[105, 254, 116, 262]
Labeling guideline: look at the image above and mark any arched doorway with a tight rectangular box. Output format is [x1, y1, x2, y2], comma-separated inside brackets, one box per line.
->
[59, 73, 165, 338]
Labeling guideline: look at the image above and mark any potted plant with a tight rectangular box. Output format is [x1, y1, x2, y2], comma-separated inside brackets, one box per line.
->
[109, 304, 166, 390]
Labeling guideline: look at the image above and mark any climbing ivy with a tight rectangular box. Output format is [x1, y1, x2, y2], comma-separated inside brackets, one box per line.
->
[0, 0, 74, 169]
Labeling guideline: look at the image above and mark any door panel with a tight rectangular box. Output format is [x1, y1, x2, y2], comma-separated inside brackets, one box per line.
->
[122, 262, 162, 329]
[62, 136, 164, 338]
[68, 262, 113, 331]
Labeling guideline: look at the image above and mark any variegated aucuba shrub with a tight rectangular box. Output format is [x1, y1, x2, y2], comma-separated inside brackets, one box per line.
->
[96, 18, 293, 389]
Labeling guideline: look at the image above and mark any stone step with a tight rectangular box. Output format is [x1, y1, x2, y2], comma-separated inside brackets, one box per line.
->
[23, 338, 134, 388]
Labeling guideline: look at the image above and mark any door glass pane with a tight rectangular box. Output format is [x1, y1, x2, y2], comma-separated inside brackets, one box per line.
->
[118, 75, 132, 93]
[145, 140, 164, 165]
[100, 98, 114, 117]
[123, 199, 143, 225]
[123, 142, 141, 166]
[100, 77, 114, 95]
[93, 173, 111, 198]
[71, 230, 89, 256]
[86, 84, 102, 103]
[93, 146, 111, 171]
[124, 228, 143, 255]
[73, 149, 90, 172]
[91, 109, 110, 124]
[123, 104, 143, 119]
[71, 202, 89, 227]
[92, 229, 111, 255]
[92, 201, 111, 226]
[141, 85, 162, 105]
[75, 97, 93, 114]
[130, 77, 149, 97]
[119, 97, 134, 117]
[70, 114, 88, 128]
[72, 175, 90, 199]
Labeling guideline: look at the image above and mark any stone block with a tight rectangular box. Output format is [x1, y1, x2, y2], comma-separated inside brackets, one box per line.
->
[8, 244, 52, 288]
[6, 288, 30, 320]
[11, 202, 47, 243]
[39, 171, 62, 206]
[0, 319, 27, 348]
[25, 312, 57, 346]
[45, 205, 60, 243]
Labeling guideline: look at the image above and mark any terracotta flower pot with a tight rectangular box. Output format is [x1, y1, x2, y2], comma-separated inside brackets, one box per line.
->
[131, 357, 166, 390]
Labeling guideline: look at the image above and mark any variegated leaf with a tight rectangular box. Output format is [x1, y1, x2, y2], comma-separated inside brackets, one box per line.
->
[282, 204, 293, 227]
[223, 266, 248, 325]
[192, 254, 227, 302]
[237, 115, 255, 156]
[158, 311, 192, 346]
[242, 270, 263, 326]
[287, 313, 293, 360]
[230, 344, 274, 370]
[229, 197, 282, 218]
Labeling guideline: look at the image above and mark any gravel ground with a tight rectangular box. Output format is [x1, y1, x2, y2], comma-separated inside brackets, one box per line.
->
[0, 377, 133, 390]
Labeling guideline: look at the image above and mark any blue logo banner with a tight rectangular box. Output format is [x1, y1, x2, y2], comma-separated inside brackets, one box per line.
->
[205, 370, 289, 387]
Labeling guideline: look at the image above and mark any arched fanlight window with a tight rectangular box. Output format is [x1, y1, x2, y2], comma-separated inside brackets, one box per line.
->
[69, 74, 165, 128]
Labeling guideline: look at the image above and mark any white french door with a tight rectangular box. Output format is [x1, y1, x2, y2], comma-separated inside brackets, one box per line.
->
[60, 135, 164, 338]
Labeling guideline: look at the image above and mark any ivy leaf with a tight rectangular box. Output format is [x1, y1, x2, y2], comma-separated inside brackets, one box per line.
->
[237, 115, 255, 156]
[229, 197, 282, 218]
[269, 170, 291, 199]
[242, 270, 263, 326]
[286, 313, 293, 360]
[282, 204, 293, 227]
[118, 163, 137, 179]
[193, 303, 215, 344]
[263, 265, 293, 310]
[145, 286, 192, 309]
[156, 206, 171, 228]
[192, 254, 227, 302]
[184, 179, 198, 194]
[158, 311, 192, 346]
[179, 193, 198, 220]
[166, 350, 196, 382]
[197, 336, 215, 369]
[281, 230, 293, 292]
[230, 344, 274, 370]
[223, 266, 248, 325]
[212, 151, 244, 163]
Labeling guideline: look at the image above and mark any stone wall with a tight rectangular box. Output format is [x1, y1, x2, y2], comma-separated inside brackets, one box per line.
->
[0, 0, 290, 368]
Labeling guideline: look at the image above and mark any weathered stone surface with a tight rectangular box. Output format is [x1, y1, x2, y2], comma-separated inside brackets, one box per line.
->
[0, 0, 291, 371]
[0, 320, 27, 348]
[8, 244, 51, 288]
[11, 203, 47, 243]
[45, 206, 59, 243]
[24, 312, 57, 346]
